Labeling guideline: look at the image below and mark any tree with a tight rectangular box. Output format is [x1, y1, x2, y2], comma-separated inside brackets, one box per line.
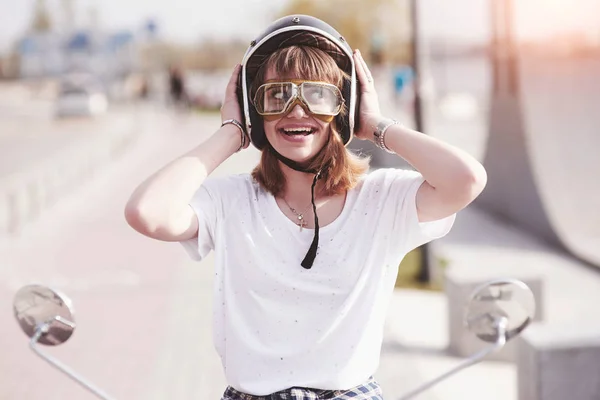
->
[31, 0, 52, 33]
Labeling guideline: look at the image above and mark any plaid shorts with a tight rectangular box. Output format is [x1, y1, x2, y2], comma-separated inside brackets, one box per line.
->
[220, 376, 383, 400]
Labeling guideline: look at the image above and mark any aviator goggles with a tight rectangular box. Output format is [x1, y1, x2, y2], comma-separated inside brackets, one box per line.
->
[253, 80, 344, 122]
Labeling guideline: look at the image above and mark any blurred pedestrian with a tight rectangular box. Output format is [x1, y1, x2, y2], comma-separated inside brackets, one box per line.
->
[168, 64, 189, 108]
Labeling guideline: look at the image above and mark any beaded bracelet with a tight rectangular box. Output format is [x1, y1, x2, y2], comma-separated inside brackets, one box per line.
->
[373, 118, 398, 154]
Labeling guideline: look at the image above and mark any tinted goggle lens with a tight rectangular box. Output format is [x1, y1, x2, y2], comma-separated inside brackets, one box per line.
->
[254, 82, 342, 116]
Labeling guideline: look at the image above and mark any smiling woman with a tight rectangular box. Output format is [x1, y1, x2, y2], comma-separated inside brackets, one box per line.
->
[124, 14, 487, 400]
[250, 45, 367, 199]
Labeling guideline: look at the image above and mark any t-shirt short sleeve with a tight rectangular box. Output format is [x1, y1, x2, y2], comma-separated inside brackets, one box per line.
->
[180, 183, 218, 261]
[180, 174, 250, 261]
[375, 168, 456, 253]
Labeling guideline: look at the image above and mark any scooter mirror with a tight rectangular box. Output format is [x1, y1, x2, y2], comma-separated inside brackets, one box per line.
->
[13, 284, 76, 346]
[464, 278, 535, 343]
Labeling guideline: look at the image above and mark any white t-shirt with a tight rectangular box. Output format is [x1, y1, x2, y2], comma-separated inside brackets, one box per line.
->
[181, 168, 455, 395]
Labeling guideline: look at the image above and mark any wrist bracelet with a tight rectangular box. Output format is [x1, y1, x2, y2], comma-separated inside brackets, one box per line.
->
[373, 118, 398, 154]
[221, 119, 247, 152]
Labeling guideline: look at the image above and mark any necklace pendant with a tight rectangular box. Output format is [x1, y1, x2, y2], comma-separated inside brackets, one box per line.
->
[297, 215, 304, 232]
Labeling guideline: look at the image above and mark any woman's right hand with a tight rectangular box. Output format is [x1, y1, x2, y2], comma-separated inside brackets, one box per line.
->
[220, 64, 249, 149]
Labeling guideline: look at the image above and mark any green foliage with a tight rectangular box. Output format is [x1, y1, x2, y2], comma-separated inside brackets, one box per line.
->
[395, 247, 445, 292]
[278, 0, 413, 65]
[31, 0, 52, 33]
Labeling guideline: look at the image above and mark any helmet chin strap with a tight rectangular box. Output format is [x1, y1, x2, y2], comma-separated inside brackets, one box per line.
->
[267, 144, 327, 269]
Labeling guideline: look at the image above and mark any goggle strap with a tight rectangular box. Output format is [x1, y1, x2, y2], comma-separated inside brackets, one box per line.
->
[265, 144, 325, 270]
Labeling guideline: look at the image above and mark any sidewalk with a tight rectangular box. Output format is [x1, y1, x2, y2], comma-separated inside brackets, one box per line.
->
[0, 103, 145, 240]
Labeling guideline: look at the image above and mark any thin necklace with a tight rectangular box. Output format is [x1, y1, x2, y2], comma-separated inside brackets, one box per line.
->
[282, 198, 314, 232]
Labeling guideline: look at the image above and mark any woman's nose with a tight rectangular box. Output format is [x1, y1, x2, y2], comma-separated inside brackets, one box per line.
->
[286, 102, 309, 118]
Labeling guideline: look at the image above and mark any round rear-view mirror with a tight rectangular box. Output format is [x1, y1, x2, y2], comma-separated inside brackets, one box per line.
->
[13, 284, 76, 346]
[464, 279, 535, 343]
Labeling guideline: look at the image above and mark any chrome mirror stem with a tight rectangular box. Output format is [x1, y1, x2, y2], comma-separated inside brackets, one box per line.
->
[397, 317, 508, 400]
[29, 318, 116, 400]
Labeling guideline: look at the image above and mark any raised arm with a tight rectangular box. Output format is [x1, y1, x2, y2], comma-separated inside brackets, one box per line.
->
[124, 65, 248, 241]
[353, 50, 487, 222]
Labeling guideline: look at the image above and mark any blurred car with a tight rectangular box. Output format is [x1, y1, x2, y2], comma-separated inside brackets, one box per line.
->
[54, 85, 108, 118]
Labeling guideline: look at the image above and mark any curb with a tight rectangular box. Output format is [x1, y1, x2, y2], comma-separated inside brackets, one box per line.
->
[0, 110, 140, 239]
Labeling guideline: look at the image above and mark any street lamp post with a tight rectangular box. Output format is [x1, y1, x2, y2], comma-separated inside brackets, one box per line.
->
[410, 0, 430, 283]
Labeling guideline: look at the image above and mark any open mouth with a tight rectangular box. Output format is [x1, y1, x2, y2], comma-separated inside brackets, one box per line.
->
[279, 127, 315, 136]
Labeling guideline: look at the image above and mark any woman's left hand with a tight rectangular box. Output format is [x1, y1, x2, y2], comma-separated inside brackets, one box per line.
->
[353, 49, 384, 141]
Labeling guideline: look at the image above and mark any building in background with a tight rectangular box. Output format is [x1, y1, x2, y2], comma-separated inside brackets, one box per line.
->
[16, 29, 142, 81]
[11, 0, 158, 82]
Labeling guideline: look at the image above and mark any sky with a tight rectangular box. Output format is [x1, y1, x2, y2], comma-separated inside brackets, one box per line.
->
[0, 0, 599, 54]
[0, 0, 288, 53]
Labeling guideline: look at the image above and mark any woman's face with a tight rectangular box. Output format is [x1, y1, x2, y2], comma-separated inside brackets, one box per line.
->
[261, 67, 332, 163]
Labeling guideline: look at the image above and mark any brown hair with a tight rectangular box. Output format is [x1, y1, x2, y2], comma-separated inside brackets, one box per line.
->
[251, 45, 370, 197]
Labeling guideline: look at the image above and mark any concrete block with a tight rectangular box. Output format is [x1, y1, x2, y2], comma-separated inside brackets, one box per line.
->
[444, 264, 545, 362]
[8, 184, 32, 234]
[0, 191, 9, 236]
[517, 323, 600, 400]
[27, 178, 43, 218]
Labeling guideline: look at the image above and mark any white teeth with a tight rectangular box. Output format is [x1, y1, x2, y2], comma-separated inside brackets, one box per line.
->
[284, 128, 312, 132]
[282, 127, 313, 136]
